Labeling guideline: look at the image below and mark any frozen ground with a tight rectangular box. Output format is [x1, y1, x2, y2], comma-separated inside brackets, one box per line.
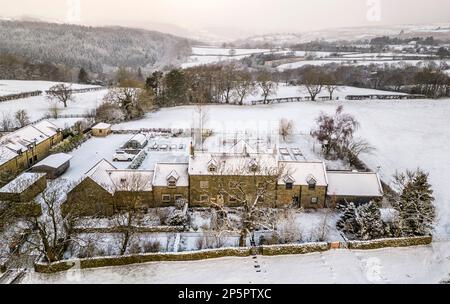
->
[277, 59, 450, 71]
[112, 97, 450, 235]
[0, 80, 106, 123]
[22, 241, 450, 284]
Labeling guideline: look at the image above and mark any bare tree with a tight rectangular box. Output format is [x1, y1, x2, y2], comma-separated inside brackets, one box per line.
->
[279, 119, 295, 142]
[234, 70, 256, 105]
[211, 158, 286, 247]
[323, 73, 340, 100]
[14, 109, 30, 128]
[47, 84, 74, 108]
[19, 180, 84, 263]
[345, 138, 375, 166]
[1, 112, 14, 132]
[311, 106, 360, 158]
[257, 72, 278, 104]
[301, 70, 325, 101]
[112, 173, 152, 256]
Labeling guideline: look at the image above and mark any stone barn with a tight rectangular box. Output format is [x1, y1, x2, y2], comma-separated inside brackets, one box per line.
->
[326, 171, 384, 205]
[30, 153, 73, 179]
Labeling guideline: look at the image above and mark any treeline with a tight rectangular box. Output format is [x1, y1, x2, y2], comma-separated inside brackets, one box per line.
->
[145, 64, 277, 107]
[370, 36, 440, 46]
[278, 61, 450, 98]
[0, 20, 192, 75]
[0, 53, 74, 82]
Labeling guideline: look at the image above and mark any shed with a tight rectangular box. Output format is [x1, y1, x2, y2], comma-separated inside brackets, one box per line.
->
[0, 172, 47, 203]
[31, 153, 73, 179]
[92, 123, 112, 137]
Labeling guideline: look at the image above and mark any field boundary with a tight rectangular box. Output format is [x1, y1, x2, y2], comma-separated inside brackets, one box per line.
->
[34, 236, 432, 274]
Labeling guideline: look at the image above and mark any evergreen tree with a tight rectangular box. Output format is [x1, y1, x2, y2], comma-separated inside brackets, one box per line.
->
[395, 170, 435, 236]
[357, 202, 384, 240]
[78, 67, 89, 84]
[137, 67, 144, 82]
[337, 202, 360, 239]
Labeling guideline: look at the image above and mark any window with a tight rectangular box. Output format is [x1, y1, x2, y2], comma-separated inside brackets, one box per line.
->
[168, 180, 177, 188]
[309, 183, 316, 191]
[285, 183, 293, 190]
[174, 195, 183, 201]
[311, 197, 318, 204]
[208, 166, 217, 173]
[200, 195, 209, 202]
[200, 181, 209, 189]
[162, 194, 171, 203]
[99, 130, 103, 134]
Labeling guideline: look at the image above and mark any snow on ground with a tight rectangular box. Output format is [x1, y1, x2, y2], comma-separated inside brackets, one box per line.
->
[277, 59, 450, 71]
[63, 134, 134, 181]
[181, 46, 270, 68]
[112, 96, 450, 235]
[22, 241, 450, 284]
[0, 80, 107, 121]
[0, 80, 100, 96]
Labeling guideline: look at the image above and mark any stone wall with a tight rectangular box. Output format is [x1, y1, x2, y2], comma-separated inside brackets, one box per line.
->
[34, 236, 433, 274]
[346, 236, 432, 250]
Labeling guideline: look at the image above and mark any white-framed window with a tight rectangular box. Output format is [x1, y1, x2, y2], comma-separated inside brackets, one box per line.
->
[286, 182, 293, 190]
[174, 194, 183, 201]
[200, 181, 209, 189]
[162, 194, 171, 203]
[208, 166, 217, 173]
[311, 197, 318, 204]
[200, 194, 209, 202]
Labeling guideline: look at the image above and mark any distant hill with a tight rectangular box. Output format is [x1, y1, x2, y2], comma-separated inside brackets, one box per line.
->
[0, 20, 193, 74]
[233, 23, 450, 47]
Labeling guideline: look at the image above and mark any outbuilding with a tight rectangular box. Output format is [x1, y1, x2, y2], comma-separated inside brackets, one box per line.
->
[31, 153, 73, 179]
[0, 172, 47, 203]
[327, 171, 384, 204]
[92, 123, 112, 137]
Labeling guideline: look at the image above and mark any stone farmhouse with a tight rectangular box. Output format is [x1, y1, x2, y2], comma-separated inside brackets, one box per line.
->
[65, 140, 384, 216]
[0, 120, 63, 178]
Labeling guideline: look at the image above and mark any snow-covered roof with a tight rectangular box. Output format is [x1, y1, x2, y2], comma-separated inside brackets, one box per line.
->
[92, 122, 111, 130]
[84, 159, 153, 193]
[128, 133, 148, 146]
[108, 170, 154, 192]
[327, 171, 384, 197]
[278, 161, 328, 186]
[32, 153, 73, 169]
[33, 120, 59, 137]
[0, 172, 46, 194]
[228, 139, 257, 154]
[0, 120, 58, 166]
[85, 159, 117, 194]
[0, 145, 19, 166]
[153, 163, 189, 187]
[189, 152, 278, 176]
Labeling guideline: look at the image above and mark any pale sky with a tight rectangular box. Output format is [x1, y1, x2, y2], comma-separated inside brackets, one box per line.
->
[1, 0, 450, 34]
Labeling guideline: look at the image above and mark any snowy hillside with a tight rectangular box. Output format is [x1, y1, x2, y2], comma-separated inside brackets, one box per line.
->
[0, 20, 192, 73]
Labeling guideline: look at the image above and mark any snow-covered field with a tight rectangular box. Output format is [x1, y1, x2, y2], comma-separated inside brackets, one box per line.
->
[22, 241, 450, 284]
[0, 80, 106, 123]
[277, 59, 450, 71]
[181, 46, 269, 68]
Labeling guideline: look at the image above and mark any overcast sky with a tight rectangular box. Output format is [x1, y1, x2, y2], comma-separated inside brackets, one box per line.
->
[1, 0, 450, 34]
